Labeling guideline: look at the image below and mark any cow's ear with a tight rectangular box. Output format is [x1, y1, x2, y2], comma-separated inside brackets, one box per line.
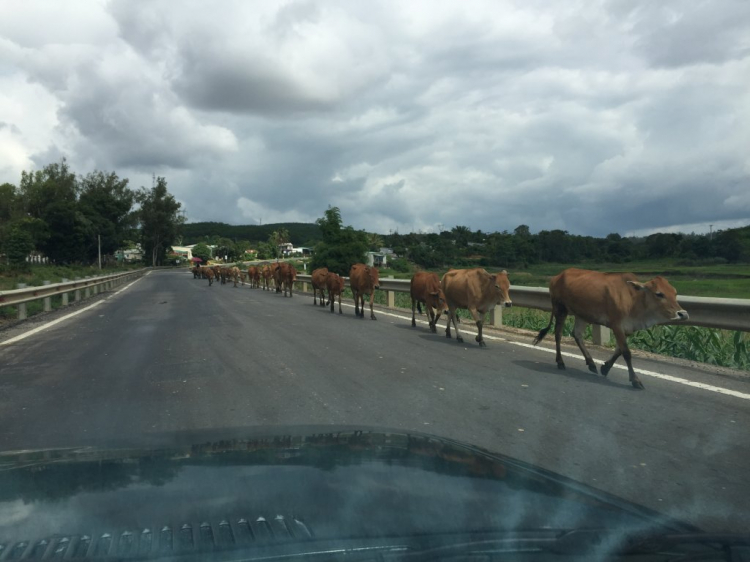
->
[627, 280, 647, 291]
[501, 270, 508, 274]
[429, 291, 439, 296]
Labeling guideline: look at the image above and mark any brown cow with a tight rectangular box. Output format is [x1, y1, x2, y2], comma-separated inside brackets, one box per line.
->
[192, 265, 201, 279]
[326, 272, 346, 314]
[311, 267, 329, 307]
[205, 267, 215, 286]
[278, 262, 297, 297]
[247, 266, 259, 288]
[349, 264, 380, 319]
[231, 266, 241, 287]
[441, 268, 512, 347]
[410, 271, 448, 333]
[271, 263, 283, 293]
[533, 268, 689, 389]
[261, 264, 273, 290]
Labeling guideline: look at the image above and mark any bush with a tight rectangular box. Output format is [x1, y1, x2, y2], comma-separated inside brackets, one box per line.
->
[4, 228, 34, 271]
[389, 257, 411, 273]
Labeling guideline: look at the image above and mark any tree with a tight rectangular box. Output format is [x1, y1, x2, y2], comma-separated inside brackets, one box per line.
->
[311, 206, 368, 275]
[136, 177, 183, 266]
[366, 232, 384, 251]
[268, 228, 291, 258]
[3, 227, 34, 271]
[17, 159, 89, 263]
[78, 171, 136, 261]
[191, 242, 212, 263]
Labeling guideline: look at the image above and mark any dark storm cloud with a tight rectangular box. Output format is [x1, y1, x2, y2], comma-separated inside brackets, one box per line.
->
[0, 0, 748, 235]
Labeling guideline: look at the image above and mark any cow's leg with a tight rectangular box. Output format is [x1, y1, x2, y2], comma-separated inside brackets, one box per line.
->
[329, 291, 334, 313]
[572, 316, 598, 373]
[445, 309, 453, 338]
[411, 298, 417, 327]
[369, 292, 376, 320]
[313, 287, 317, 305]
[613, 327, 643, 389]
[338, 294, 342, 314]
[553, 306, 567, 370]
[449, 308, 464, 343]
[468, 307, 486, 347]
[601, 346, 622, 377]
[353, 290, 360, 316]
[427, 305, 436, 333]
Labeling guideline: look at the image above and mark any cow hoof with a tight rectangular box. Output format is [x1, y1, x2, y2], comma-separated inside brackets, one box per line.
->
[557, 363, 566, 370]
[478, 340, 487, 348]
[371, 315, 377, 320]
[588, 364, 598, 374]
[601, 364, 611, 377]
[632, 380, 645, 390]
[456, 337, 463, 343]
[411, 320, 416, 327]
[445, 333, 451, 339]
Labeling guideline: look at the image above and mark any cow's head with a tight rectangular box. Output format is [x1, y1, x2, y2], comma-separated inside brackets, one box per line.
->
[627, 276, 688, 322]
[427, 288, 449, 312]
[493, 270, 512, 308]
[367, 266, 380, 290]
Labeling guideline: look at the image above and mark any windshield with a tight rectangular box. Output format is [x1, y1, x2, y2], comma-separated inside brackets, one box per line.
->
[0, 1, 748, 559]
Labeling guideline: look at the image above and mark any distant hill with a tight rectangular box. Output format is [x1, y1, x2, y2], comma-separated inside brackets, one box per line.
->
[182, 222, 321, 245]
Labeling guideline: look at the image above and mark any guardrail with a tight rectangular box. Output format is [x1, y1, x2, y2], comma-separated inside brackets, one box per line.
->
[0, 269, 147, 320]
[294, 274, 750, 344]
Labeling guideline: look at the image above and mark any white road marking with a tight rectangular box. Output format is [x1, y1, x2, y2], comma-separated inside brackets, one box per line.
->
[0, 273, 147, 347]
[340, 303, 750, 401]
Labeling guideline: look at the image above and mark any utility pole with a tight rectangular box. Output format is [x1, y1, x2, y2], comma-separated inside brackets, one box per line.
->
[98, 235, 102, 270]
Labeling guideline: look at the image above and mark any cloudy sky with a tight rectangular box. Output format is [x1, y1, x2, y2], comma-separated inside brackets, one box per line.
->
[1, 0, 749, 237]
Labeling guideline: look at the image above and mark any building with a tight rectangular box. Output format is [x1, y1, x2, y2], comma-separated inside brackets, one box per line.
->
[366, 251, 387, 267]
[170, 246, 194, 261]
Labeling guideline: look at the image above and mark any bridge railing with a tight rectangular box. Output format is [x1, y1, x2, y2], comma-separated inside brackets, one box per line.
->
[0, 269, 147, 320]
[294, 274, 750, 343]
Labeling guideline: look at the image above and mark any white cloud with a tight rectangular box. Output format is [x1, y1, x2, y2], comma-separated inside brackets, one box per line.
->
[0, 0, 748, 236]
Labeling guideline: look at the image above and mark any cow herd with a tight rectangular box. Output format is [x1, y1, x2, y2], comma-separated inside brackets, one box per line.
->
[191, 262, 689, 390]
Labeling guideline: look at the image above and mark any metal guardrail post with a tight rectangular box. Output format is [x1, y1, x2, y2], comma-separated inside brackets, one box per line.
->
[490, 305, 503, 327]
[16, 283, 27, 319]
[84, 277, 91, 298]
[302, 282, 308, 293]
[592, 325, 611, 346]
[386, 276, 395, 308]
[43, 280, 51, 312]
[74, 278, 81, 301]
[61, 278, 69, 306]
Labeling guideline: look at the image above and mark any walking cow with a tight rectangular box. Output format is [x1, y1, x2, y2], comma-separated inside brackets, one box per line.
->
[533, 268, 689, 389]
[441, 268, 512, 347]
[311, 267, 329, 307]
[410, 272, 448, 333]
[349, 264, 380, 319]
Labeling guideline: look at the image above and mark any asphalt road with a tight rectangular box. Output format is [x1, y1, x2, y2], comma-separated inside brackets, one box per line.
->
[1, 270, 748, 532]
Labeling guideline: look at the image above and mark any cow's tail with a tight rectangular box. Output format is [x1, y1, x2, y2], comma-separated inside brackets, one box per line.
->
[533, 312, 555, 345]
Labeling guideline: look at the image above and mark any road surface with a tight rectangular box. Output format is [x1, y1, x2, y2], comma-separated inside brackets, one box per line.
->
[1, 270, 748, 532]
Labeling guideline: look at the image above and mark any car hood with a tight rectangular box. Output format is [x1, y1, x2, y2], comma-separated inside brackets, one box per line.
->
[0, 426, 694, 559]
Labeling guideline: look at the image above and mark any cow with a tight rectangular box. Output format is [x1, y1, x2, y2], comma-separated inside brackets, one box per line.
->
[326, 272, 346, 314]
[410, 272, 448, 333]
[231, 266, 241, 287]
[278, 262, 297, 297]
[441, 268, 512, 347]
[247, 266, 259, 288]
[261, 265, 273, 291]
[311, 267, 329, 307]
[205, 267, 215, 287]
[192, 265, 201, 279]
[533, 268, 689, 389]
[271, 263, 283, 293]
[349, 264, 380, 319]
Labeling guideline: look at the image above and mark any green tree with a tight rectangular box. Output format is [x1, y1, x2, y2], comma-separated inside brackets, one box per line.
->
[366, 232, 384, 251]
[311, 206, 367, 275]
[136, 177, 183, 266]
[4, 227, 34, 271]
[191, 242, 212, 263]
[78, 170, 136, 261]
[268, 228, 291, 258]
[17, 159, 89, 263]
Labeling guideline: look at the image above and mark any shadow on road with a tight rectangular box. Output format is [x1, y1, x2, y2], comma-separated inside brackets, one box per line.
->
[511, 360, 633, 390]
